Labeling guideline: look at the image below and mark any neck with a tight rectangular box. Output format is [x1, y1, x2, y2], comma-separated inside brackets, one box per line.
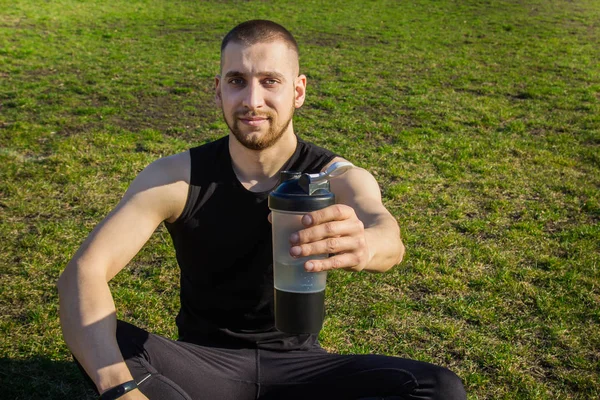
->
[229, 130, 298, 192]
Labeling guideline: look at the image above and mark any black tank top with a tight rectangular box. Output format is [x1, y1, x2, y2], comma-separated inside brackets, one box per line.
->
[165, 135, 337, 350]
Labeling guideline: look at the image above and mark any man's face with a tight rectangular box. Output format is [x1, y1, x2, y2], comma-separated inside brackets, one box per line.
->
[216, 40, 306, 150]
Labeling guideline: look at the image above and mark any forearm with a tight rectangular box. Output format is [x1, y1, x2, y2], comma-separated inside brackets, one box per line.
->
[57, 265, 134, 393]
[362, 215, 405, 273]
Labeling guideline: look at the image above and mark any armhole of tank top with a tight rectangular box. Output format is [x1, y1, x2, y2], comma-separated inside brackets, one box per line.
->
[166, 148, 200, 225]
[175, 182, 200, 223]
[296, 137, 339, 172]
[321, 153, 338, 171]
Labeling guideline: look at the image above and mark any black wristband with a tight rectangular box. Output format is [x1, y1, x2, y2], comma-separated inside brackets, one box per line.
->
[98, 380, 138, 400]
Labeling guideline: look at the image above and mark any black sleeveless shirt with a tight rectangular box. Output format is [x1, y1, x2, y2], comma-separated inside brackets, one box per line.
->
[165, 135, 337, 350]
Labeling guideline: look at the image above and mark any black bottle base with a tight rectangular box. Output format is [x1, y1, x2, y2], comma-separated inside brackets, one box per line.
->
[274, 289, 325, 334]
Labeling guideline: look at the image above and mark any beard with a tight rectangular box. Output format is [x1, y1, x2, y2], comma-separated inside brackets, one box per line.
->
[224, 106, 295, 151]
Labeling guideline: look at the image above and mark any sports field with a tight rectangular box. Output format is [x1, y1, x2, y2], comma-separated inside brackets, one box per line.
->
[1, 1, 599, 398]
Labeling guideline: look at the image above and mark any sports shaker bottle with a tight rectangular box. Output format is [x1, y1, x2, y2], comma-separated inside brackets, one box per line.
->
[269, 161, 353, 333]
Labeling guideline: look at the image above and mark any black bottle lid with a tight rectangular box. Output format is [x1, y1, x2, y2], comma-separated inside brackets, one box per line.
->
[268, 170, 335, 212]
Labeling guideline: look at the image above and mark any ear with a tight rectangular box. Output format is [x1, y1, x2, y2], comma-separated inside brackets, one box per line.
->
[215, 75, 222, 107]
[294, 74, 307, 109]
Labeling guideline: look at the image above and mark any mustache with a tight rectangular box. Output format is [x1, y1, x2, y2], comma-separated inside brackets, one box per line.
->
[235, 111, 273, 119]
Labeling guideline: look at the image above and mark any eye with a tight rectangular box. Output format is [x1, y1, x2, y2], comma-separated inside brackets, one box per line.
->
[263, 78, 278, 86]
[228, 78, 245, 86]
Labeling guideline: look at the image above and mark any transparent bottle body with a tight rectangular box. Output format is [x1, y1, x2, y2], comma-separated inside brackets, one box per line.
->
[271, 210, 327, 293]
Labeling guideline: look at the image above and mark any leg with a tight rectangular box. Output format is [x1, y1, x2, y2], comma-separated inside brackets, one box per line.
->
[258, 347, 466, 400]
[72, 321, 192, 399]
[115, 320, 258, 400]
[75, 320, 258, 400]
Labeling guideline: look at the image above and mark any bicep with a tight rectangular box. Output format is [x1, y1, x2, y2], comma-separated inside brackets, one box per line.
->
[329, 167, 393, 228]
[72, 194, 166, 281]
[67, 157, 188, 282]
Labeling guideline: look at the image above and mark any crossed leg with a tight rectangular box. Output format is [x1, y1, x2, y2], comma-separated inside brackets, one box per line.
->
[77, 320, 466, 400]
[258, 346, 466, 400]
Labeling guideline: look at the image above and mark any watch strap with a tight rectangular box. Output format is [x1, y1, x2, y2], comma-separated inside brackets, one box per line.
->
[98, 380, 138, 400]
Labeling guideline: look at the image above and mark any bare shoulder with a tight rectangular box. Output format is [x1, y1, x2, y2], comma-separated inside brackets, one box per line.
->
[139, 151, 190, 183]
[325, 157, 382, 202]
[125, 150, 190, 223]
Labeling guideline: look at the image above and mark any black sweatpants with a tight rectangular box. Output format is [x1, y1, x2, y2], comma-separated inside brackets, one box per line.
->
[84, 320, 466, 400]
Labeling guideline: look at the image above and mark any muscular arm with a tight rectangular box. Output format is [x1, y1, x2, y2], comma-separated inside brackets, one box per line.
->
[57, 153, 189, 397]
[330, 165, 404, 272]
[290, 158, 404, 273]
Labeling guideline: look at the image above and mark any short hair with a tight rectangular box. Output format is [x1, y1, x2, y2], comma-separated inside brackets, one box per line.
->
[221, 20, 299, 55]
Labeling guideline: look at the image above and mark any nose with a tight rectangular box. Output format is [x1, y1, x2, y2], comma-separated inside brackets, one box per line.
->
[242, 80, 264, 110]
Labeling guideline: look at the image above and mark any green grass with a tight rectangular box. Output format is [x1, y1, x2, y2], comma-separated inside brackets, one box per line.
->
[1, 0, 599, 398]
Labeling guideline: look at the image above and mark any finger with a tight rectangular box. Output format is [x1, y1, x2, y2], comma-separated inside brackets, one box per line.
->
[290, 236, 360, 258]
[305, 253, 361, 272]
[267, 212, 272, 224]
[290, 218, 364, 245]
[302, 204, 355, 227]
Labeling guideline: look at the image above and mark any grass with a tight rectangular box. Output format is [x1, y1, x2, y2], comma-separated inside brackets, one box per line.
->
[1, 0, 599, 398]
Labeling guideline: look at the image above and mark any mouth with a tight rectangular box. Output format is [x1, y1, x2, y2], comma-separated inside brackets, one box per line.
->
[238, 116, 269, 126]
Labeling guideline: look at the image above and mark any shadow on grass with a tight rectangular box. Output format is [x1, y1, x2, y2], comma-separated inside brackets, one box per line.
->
[0, 356, 96, 400]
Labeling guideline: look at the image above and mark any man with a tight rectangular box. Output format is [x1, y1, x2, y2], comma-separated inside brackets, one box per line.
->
[58, 20, 466, 400]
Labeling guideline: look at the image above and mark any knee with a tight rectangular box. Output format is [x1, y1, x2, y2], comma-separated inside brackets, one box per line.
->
[115, 320, 150, 360]
[431, 367, 466, 400]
